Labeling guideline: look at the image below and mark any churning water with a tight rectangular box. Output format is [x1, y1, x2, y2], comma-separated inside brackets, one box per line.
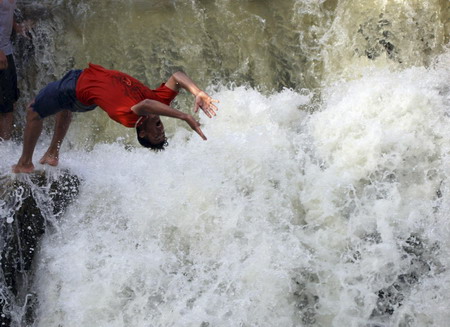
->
[1, 0, 450, 326]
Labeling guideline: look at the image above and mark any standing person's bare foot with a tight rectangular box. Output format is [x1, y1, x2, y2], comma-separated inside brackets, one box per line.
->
[12, 162, 35, 173]
[39, 152, 59, 167]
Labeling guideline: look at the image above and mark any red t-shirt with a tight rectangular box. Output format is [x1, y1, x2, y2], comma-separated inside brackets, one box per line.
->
[75, 63, 178, 127]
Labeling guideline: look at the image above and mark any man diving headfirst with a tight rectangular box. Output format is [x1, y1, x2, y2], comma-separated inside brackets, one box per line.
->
[12, 63, 219, 173]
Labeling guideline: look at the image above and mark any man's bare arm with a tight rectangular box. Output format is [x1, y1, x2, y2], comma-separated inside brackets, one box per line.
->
[131, 99, 207, 140]
[2, 16, 34, 70]
[13, 16, 32, 35]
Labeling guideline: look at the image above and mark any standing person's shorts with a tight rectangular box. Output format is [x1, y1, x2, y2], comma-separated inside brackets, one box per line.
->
[0, 55, 20, 113]
[32, 69, 97, 118]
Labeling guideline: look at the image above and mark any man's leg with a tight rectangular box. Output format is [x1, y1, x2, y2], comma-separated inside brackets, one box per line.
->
[12, 103, 44, 173]
[39, 109, 72, 166]
[0, 111, 13, 140]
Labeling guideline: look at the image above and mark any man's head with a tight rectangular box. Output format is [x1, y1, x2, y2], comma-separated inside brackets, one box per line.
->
[136, 115, 168, 150]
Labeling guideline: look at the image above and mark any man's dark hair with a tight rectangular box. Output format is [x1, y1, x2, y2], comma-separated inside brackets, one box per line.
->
[136, 126, 168, 151]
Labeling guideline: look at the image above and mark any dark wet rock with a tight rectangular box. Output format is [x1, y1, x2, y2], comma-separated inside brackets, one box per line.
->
[370, 234, 440, 322]
[338, 231, 442, 326]
[356, 15, 401, 63]
[292, 269, 320, 326]
[0, 170, 80, 327]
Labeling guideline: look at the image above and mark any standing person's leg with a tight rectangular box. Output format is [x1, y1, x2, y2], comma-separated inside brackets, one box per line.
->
[39, 109, 72, 166]
[12, 103, 44, 173]
[0, 55, 19, 141]
[0, 111, 13, 140]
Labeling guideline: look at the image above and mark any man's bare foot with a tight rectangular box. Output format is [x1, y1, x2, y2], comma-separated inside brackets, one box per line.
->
[12, 163, 35, 173]
[39, 153, 59, 167]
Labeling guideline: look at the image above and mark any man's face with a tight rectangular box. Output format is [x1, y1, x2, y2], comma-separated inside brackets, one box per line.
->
[139, 115, 166, 144]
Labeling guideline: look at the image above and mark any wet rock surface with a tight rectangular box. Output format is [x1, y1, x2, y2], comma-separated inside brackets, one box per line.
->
[369, 234, 442, 324]
[0, 170, 80, 327]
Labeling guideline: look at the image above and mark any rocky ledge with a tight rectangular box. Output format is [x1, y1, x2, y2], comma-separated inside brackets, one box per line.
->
[0, 170, 81, 327]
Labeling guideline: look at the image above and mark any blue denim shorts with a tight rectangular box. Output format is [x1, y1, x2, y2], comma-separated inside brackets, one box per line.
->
[32, 69, 97, 118]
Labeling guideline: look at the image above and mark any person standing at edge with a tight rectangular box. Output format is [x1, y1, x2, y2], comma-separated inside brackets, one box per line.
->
[0, 0, 23, 141]
[12, 63, 219, 173]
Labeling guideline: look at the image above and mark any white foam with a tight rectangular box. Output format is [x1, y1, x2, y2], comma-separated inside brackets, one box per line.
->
[10, 54, 447, 326]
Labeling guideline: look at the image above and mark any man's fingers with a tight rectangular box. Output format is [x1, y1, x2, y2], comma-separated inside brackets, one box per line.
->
[208, 99, 219, 113]
[186, 115, 207, 140]
[194, 95, 219, 118]
[195, 126, 207, 140]
[207, 104, 218, 117]
[203, 108, 212, 118]
[201, 101, 218, 118]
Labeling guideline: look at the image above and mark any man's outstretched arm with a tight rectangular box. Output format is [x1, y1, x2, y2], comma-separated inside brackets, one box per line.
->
[165, 71, 219, 118]
[131, 100, 207, 140]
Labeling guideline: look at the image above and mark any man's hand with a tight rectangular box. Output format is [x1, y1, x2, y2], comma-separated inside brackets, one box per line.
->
[0, 51, 7, 70]
[13, 19, 34, 38]
[194, 91, 219, 118]
[185, 114, 207, 140]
